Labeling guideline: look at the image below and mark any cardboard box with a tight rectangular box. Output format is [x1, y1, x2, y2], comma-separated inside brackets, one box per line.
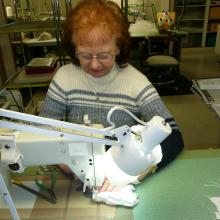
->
[209, 7, 220, 19]
[209, 23, 220, 32]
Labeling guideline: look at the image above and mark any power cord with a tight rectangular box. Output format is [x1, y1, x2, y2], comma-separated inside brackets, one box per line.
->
[177, 0, 185, 29]
[107, 106, 147, 128]
[8, 90, 24, 113]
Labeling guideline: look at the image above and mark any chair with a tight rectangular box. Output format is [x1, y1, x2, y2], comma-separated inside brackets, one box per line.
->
[143, 37, 180, 88]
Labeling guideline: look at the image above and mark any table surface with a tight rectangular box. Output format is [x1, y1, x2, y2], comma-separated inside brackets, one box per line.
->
[4, 66, 57, 89]
[1, 149, 220, 220]
[134, 149, 220, 220]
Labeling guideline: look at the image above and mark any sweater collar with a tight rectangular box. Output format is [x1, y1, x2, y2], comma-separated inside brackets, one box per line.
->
[84, 64, 119, 86]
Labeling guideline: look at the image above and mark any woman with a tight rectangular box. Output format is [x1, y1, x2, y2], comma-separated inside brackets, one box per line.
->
[41, 0, 184, 192]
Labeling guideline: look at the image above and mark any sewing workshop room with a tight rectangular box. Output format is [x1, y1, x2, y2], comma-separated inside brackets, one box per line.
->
[0, 0, 220, 219]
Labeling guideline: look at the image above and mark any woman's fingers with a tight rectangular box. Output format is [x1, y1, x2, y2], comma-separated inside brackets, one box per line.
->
[59, 164, 72, 174]
[98, 178, 120, 192]
[99, 178, 109, 192]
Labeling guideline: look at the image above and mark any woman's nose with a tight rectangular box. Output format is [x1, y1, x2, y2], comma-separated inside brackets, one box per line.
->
[90, 57, 101, 69]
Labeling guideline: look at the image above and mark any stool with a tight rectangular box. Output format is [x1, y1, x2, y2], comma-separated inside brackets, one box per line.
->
[145, 55, 180, 87]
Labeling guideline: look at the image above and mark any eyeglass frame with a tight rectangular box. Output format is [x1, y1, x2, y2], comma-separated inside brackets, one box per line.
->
[75, 50, 119, 63]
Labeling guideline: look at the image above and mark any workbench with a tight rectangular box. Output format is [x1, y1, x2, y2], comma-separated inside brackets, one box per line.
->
[0, 149, 220, 220]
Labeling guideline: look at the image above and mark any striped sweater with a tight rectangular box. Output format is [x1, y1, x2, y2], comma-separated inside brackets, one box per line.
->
[41, 63, 184, 168]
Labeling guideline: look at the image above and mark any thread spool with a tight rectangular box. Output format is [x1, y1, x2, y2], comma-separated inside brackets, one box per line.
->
[6, 6, 13, 18]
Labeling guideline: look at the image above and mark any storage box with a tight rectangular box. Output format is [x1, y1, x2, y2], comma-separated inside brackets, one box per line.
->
[209, 7, 220, 19]
[209, 23, 220, 32]
[25, 58, 57, 75]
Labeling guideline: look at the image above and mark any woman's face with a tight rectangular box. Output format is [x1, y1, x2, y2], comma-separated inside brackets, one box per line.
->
[76, 39, 118, 78]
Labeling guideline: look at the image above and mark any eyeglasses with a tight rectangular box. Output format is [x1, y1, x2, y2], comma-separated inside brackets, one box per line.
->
[75, 52, 117, 63]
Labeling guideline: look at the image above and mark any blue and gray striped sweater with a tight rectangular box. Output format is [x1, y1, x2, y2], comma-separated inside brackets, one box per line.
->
[41, 63, 184, 168]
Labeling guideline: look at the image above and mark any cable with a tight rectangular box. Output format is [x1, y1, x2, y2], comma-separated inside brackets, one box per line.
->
[106, 106, 147, 128]
[9, 90, 24, 113]
[151, 3, 157, 24]
[177, 0, 185, 29]
[91, 144, 96, 188]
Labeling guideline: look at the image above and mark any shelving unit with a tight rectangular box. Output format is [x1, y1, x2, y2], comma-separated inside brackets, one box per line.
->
[205, 0, 220, 47]
[0, 0, 70, 113]
[175, 0, 207, 47]
[174, 0, 220, 47]
[0, 19, 63, 67]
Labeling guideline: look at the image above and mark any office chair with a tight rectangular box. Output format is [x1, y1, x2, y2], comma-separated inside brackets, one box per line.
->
[143, 37, 180, 88]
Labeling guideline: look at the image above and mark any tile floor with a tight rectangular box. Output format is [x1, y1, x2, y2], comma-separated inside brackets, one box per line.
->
[180, 47, 220, 79]
[162, 47, 220, 150]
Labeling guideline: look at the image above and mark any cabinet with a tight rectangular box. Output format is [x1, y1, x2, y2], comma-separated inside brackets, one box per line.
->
[174, 0, 220, 47]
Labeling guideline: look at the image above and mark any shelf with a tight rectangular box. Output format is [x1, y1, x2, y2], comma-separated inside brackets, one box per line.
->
[0, 20, 57, 34]
[4, 65, 57, 89]
[208, 18, 220, 21]
[207, 31, 217, 33]
[210, 2, 220, 5]
[22, 38, 57, 47]
[177, 18, 205, 21]
[175, 5, 206, 7]
[174, 0, 210, 47]
[179, 27, 203, 33]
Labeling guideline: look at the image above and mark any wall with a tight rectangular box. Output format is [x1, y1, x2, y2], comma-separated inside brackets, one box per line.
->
[0, 0, 16, 86]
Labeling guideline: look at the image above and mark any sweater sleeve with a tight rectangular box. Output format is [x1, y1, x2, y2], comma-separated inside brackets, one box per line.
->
[137, 85, 184, 169]
[40, 93, 67, 120]
[157, 129, 184, 169]
[40, 72, 68, 120]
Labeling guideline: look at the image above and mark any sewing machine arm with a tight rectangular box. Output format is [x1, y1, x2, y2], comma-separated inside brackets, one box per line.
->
[0, 107, 172, 220]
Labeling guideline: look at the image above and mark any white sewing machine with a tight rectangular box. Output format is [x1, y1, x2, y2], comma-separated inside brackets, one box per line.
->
[0, 106, 171, 220]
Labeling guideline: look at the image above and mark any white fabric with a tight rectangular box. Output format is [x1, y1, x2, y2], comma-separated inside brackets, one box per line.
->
[129, 20, 159, 36]
[92, 184, 139, 207]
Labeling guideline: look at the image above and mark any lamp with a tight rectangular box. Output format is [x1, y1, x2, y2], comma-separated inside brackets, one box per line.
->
[103, 113, 170, 187]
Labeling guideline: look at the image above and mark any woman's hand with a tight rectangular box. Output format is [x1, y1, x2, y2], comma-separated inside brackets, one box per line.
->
[98, 166, 157, 192]
[59, 164, 72, 174]
[98, 178, 120, 192]
[137, 165, 157, 182]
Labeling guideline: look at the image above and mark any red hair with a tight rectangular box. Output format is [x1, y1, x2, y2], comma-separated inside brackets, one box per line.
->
[63, 0, 131, 67]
